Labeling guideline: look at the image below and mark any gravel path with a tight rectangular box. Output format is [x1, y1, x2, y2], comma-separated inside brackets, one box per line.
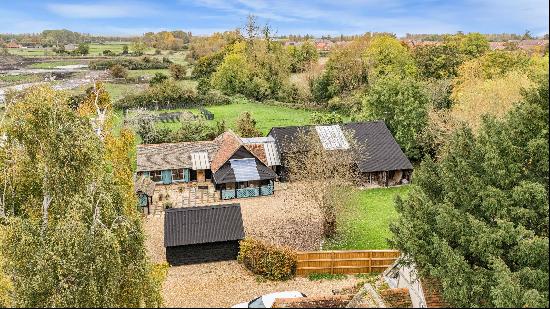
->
[162, 261, 361, 308]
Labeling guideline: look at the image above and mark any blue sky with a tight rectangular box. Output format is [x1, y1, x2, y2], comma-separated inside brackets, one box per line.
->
[0, 0, 548, 37]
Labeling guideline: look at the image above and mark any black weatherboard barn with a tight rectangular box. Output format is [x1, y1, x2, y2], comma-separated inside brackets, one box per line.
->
[268, 121, 413, 186]
[164, 203, 245, 265]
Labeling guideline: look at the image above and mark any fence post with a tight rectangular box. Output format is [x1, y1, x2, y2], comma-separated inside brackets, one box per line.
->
[368, 251, 372, 273]
[330, 251, 335, 275]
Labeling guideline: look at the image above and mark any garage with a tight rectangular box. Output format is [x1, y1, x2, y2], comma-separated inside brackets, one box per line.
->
[164, 203, 245, 266]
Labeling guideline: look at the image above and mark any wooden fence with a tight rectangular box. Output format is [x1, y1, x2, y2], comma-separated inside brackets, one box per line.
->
[296, 250, 400, 276]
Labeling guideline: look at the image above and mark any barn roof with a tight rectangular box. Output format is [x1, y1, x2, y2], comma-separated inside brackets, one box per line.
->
[164, 203, 245, 247]
[268, 121, 413, 173]
[213, 146, 277, 184]
[136, 140, 219, 172]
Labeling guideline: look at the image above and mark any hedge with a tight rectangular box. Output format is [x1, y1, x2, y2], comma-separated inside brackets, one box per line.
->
[115, 81, 233, 110]
[237, 238, 297, 281]
[89, 57, 171, 70]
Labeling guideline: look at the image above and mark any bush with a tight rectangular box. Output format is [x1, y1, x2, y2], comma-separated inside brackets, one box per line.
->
[89, 57, 170, 70]
[237, 238, 297, 281]
[109, 64, 128, 79]
[102, 49, 115, 56]
[116, 81, 233, 110]
[309, 111, 343, 125]
[169, 64, 187, 80]
[308, 273, 346, 281]
[236, 112, 262, 137]
[149, 73, 168, 86]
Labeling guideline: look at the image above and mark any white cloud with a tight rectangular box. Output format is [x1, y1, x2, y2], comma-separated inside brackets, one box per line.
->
[46, 2, 158, 19]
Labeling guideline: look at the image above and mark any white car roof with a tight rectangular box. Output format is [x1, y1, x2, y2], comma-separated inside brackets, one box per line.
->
[261, 291, 303, 308]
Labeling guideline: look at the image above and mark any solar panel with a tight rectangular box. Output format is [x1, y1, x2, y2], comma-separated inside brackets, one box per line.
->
[230, 158, 261, 182]
[191, 152, 210, 170]
[315, 125, 350, 150]
[263, 142, 281, 166]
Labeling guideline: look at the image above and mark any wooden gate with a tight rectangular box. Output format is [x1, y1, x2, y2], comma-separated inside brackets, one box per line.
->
[296, 250, 400, 276]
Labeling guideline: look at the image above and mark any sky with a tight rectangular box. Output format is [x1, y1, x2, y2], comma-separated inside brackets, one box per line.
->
[0, 0, 548, 37]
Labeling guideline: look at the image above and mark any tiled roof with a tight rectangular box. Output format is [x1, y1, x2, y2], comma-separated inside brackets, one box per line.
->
[210, 131, 243, 173]
[136, 140, 219, 172]
[268, 121, 413, 173]
[164, 203, 245, 247]
[213, 146, 277, 184]
[420, 278, 449, 308]
[380, 288, 413, 308]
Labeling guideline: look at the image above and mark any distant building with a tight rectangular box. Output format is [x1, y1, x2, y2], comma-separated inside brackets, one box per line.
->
[489, 41, 506, 50]
[314, 39, 334, 51]
[6, 40, 22, 48]
[64, 44, 77, 51]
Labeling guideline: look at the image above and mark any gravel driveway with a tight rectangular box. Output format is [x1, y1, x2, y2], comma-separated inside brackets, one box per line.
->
[162, 261, 361, 308]
[142, 184, 334, 307]
[143, 184, 324, 264]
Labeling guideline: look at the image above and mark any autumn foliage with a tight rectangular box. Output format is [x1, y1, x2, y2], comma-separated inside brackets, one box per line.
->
[238, 238, 297, 281]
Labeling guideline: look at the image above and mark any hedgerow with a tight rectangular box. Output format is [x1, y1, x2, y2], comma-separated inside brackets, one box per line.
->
[237, 238, 297, 281]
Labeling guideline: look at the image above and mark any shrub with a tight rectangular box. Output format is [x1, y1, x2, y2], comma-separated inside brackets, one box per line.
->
[170, 64, 187, 80]
[310, 111, 343, 125]
[102, 49, 115, 56]
[236, 112, 262, 137]
[308, 273, 346, 281]
[149, 73, 168, 86]
[109, 64, 128, 79]
[89, 57, 170, 70]
[116, 81, 232, 110]
[237, 238, 297, 281]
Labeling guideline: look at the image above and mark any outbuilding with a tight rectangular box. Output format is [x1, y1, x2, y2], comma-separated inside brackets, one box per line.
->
[164, 203, 245, 265]
[268, 121, 414, 187]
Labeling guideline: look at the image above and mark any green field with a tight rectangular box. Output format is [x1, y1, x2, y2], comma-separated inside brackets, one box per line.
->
[123, 100, 323, 134]
[103, 82, 148, 102]
[7, 42, 158, 57]
[6, 48, 54, 57]
[324, 186, 410, 250]
[126, 69, 170, 78]
[28, 60, 85, 69]
[0, 73, 42, 86]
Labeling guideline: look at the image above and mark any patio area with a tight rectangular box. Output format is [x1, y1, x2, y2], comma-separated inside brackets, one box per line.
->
[144, 181, 279, 217]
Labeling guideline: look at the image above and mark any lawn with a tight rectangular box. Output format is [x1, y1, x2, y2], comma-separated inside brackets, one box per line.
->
[7, 48, 54, 57]
[126, 69, 170, 78]
[28, 60, 85, 69]
[0, 73, 43, 86]
[126, 100, 323, 134]
[324, 186, 410, 250]
[103, 82, 148, 102]
[88, 42, 157, 56]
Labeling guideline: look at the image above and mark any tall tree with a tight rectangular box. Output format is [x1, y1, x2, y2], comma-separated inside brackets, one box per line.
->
[391, 75, 549, 307]
[0, 86, 164, 307]
[362, 75, 429, 160]
[363, 35, 417, 79]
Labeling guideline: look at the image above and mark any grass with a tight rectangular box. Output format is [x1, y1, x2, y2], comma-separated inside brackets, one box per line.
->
[324, 186, 410, 250]
[88, 42, 157, 56]
[103, 82, 147, 102]
[7, 42, 158, 57]
[28, 60, 84, 69]
[126, 69, 170, 78]
[6, 48, 54, 57]
[307, 273, 347, 281]
[125, 100, 323, 134]
[0, 74, 42, 85]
